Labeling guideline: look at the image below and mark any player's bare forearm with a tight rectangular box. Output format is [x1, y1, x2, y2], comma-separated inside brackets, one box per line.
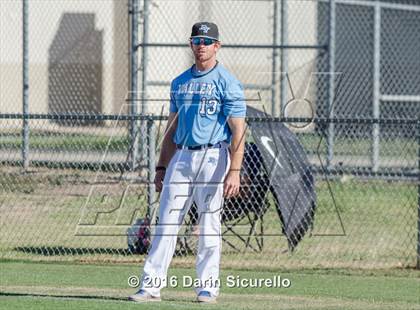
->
[154, 112, 178, 192]
[227, 117, 246, 173]
[224, 117, 245, 198]
[157, 112, 178, 168]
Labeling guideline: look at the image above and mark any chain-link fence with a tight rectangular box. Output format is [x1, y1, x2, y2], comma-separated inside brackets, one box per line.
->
[0, 0, 419, 270]
[0, 114, 418, 270]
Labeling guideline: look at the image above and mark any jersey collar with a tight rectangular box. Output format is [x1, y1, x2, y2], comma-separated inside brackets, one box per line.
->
[190, 61, 219, 77]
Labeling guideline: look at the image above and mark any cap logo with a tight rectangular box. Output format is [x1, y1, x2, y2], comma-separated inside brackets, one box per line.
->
[199, 24, 210, 33]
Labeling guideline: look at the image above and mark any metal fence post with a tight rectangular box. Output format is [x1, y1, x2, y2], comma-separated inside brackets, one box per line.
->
[271, 0, 279, 116]
[141, 0, 149, 110]
[22, 0, 29, 170]
[140, 0, 150, 167]
[372, 1, 381, 172]
[147, 118, 156, 220]
[280, 0, 288, 116]
[327, 0, 336, 169]
[417, 117, 420, 269]
[129, 0, 140, 170]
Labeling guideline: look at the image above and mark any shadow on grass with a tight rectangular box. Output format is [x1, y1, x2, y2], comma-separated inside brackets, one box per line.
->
[0, 291, 192, 305]
[0, 291, 125, 302]
[13, 246, 191, 257]
[13, 246, 133, 256]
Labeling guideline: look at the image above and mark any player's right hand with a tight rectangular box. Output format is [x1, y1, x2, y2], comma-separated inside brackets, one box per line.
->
[154, 170, 166, 192]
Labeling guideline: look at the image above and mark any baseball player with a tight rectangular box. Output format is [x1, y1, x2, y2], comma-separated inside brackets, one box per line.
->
[129, 21, 246, 303]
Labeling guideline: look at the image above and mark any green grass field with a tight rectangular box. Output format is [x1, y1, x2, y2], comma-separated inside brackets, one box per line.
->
[0, 260, 419, 310]
[0, 132, 130, 152]
[1, 163, 419, 309]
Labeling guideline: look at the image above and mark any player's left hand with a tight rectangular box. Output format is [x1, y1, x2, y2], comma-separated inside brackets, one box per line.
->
[223, 170, 241, 198]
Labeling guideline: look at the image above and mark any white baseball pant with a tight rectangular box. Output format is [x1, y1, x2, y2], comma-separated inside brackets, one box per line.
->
[140, 142, 230, 297]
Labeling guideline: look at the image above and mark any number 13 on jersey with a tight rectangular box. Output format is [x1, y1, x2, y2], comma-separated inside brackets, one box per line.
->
[199, 97, 218, 116]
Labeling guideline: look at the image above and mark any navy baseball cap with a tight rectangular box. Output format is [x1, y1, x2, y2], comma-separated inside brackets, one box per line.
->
[190, 22, 219, 41]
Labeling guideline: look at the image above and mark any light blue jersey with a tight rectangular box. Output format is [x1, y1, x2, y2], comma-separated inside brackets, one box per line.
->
[169, 62, 246, 147]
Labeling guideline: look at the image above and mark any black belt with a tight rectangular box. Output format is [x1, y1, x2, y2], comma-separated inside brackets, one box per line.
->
[176, 142, 222, 150]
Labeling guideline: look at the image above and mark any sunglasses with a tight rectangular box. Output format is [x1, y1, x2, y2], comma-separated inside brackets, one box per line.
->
[191, 37, 217, 46]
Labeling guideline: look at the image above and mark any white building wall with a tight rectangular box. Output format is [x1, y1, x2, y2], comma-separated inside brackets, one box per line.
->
[1, 0, 318, 124]
[0, 0, 128, 115]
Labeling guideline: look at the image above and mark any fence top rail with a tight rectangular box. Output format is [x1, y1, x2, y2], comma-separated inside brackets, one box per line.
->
[0, 114, 418, 125]
[135, 43, 328, 50]
[323, 0, 420, 12]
